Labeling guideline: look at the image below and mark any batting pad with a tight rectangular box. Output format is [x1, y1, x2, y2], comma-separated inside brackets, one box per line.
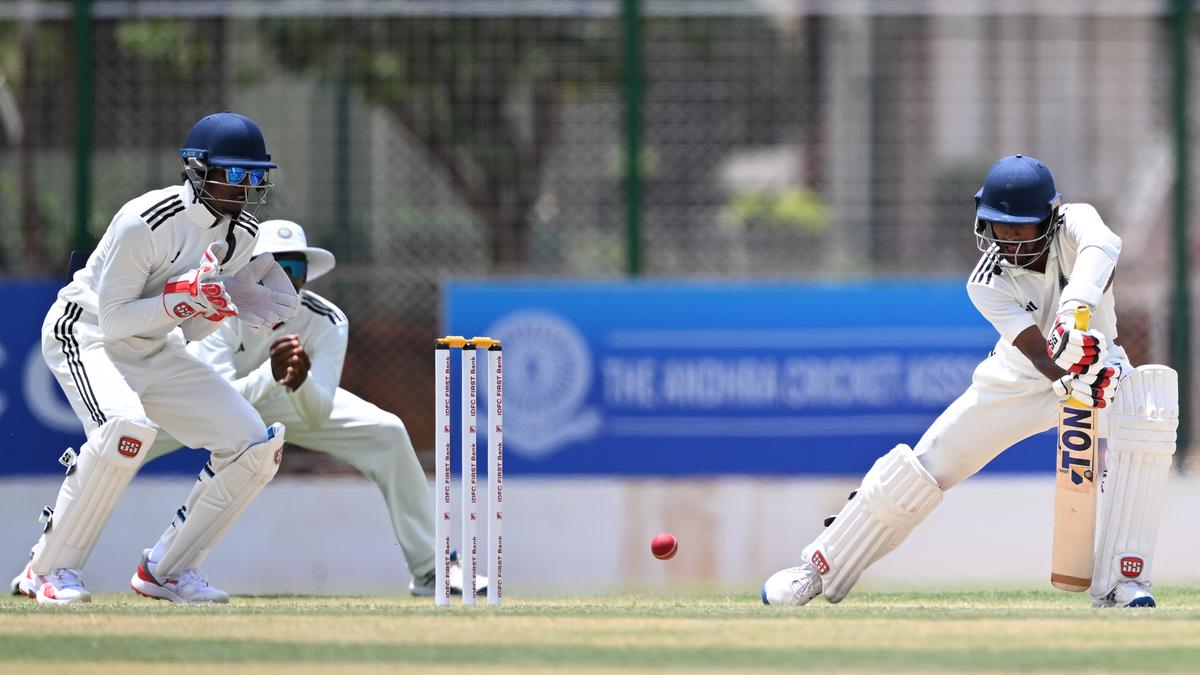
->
[155, 423, 285, 578]
[1091, 365, 1177, 598]
[802, 444, 943, 603]
[32, 419, 157, 574]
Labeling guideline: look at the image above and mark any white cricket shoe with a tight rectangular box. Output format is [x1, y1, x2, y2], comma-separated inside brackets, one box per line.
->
[33, 567, 92, 605]
[10, 562, 34, 598]
[130, 550, 229, 604]
[1093, 581, 1156, 608]
[762, 562, 822, 606]
[408, 568, 437, 597]
[409, 551, 488, 597]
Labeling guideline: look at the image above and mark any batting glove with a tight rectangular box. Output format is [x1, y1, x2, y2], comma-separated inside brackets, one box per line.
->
[1052, 361, 1123, 409]
[1046, 311, 1107, 374]
[162, 242, 238, 322]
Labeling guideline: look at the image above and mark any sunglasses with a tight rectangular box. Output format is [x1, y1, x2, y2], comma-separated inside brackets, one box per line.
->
[274, 257, 308, 278]
[223, 166, 269, 186]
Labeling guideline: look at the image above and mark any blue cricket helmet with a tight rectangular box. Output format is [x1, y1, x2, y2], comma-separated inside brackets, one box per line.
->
[974, 154, 1061, 225]
[180, 111, 276, 169]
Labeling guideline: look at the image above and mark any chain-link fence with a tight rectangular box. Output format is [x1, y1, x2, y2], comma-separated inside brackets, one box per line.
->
[0, 1, 1193, 468]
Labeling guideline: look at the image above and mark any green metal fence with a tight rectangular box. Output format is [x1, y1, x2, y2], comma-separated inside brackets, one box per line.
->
[0, 0, 1193, 467]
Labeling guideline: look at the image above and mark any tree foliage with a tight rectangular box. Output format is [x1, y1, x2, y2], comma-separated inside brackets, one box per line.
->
[261, 16, 619, 268]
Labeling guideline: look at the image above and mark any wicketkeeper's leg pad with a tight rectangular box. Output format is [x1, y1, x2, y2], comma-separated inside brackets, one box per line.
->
[1090, 365, 1177, 599]
[802, 444, 943, 603]
[153, 423, 285, 578]
[31, 419, 156, 574]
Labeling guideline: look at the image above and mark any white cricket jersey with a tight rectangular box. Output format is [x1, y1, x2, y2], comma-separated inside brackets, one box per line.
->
[967, 203, 1127, 380]
[59, 180, 261, 347]
[188, 289, 349, 430]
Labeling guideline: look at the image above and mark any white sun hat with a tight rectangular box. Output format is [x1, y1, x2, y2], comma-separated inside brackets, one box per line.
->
[253, 219, 336, 281]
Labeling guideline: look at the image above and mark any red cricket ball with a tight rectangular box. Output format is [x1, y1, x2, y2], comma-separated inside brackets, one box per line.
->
[651, 532, 678, 560]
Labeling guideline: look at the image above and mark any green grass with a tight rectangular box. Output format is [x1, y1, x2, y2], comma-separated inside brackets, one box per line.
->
[2, 589, 1200, 673]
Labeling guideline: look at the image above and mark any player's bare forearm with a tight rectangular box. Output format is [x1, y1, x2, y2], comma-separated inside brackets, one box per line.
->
[1013, 325, 1069, 382]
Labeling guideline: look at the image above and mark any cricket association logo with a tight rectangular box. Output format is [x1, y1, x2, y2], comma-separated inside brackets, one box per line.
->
[484, 311, 600, 459]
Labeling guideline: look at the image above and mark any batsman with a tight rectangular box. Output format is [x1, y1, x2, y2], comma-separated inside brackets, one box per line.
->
[763, 154, 1177, 609]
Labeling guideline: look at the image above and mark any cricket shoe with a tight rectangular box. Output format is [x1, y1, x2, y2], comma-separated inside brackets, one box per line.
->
[130, 550, 229, 604]
[1093, 581, 1156, 608]
[33, 567, 92, 605]
[761, 562, 822, 606]
[409, 551, 489, 597]
[10, 562, 34, 598]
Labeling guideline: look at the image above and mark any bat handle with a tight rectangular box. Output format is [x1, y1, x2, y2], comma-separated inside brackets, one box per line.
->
[1065, 305, 1095, 409]
[1073, 305, 1091, 332]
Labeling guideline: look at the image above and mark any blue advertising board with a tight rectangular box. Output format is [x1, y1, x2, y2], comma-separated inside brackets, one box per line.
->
[445, 280, 1053, 476]
[0, 281, 203, 476]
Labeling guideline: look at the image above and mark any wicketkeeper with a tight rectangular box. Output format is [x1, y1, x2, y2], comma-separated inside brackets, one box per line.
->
[762, 155, 1177, 609]
[139, 219, 481, 596]
[10, 111, 300, 604]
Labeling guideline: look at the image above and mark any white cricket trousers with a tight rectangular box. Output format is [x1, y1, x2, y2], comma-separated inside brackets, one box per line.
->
[44, 299, 268, 456]
[145, 387, 437, 578]
[36, 299, 270, 571]
[914, 354, 1116, 490]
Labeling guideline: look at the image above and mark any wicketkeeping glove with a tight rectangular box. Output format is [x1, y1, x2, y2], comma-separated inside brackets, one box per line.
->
[224, 254, 300, 329]
[1052, 361, 1123, 409]
[161, 242, 238, 322]
[1046, 309, 1107, 374]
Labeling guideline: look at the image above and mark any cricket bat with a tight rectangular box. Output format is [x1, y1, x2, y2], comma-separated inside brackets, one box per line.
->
[1050, 305, 1097, 592]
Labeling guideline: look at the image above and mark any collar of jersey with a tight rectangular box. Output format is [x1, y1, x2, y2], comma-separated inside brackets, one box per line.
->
[182, 180, 228, 229]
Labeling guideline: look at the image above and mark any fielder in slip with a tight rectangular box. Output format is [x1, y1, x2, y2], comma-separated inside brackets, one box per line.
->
[10, 112, 300, 605]
[138, 219, 483, 597]
[762, 155, 1178, 609]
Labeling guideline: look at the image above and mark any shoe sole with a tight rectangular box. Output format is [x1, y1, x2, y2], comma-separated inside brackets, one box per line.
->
[132, 560, 185, 603]
[16, 565, 88, 604]
[34, 589, 91, 605]
[410, 580, 488, 597]
[131, 552, 229, 605]
[11, 567, 36, 599]
[132, 558, 227, 604]
[131, 578, 181, 603]
[409, 586, 475, 597]
[761, 567, 821, 606]
[410, 586, 488, 597]
[10, 578, 31, 599]
[26, 569, 89, 605]
[131, 577, 227, 604]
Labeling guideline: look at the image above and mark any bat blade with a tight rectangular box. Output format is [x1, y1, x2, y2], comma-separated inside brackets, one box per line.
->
[1050, 305, 1097, 592]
